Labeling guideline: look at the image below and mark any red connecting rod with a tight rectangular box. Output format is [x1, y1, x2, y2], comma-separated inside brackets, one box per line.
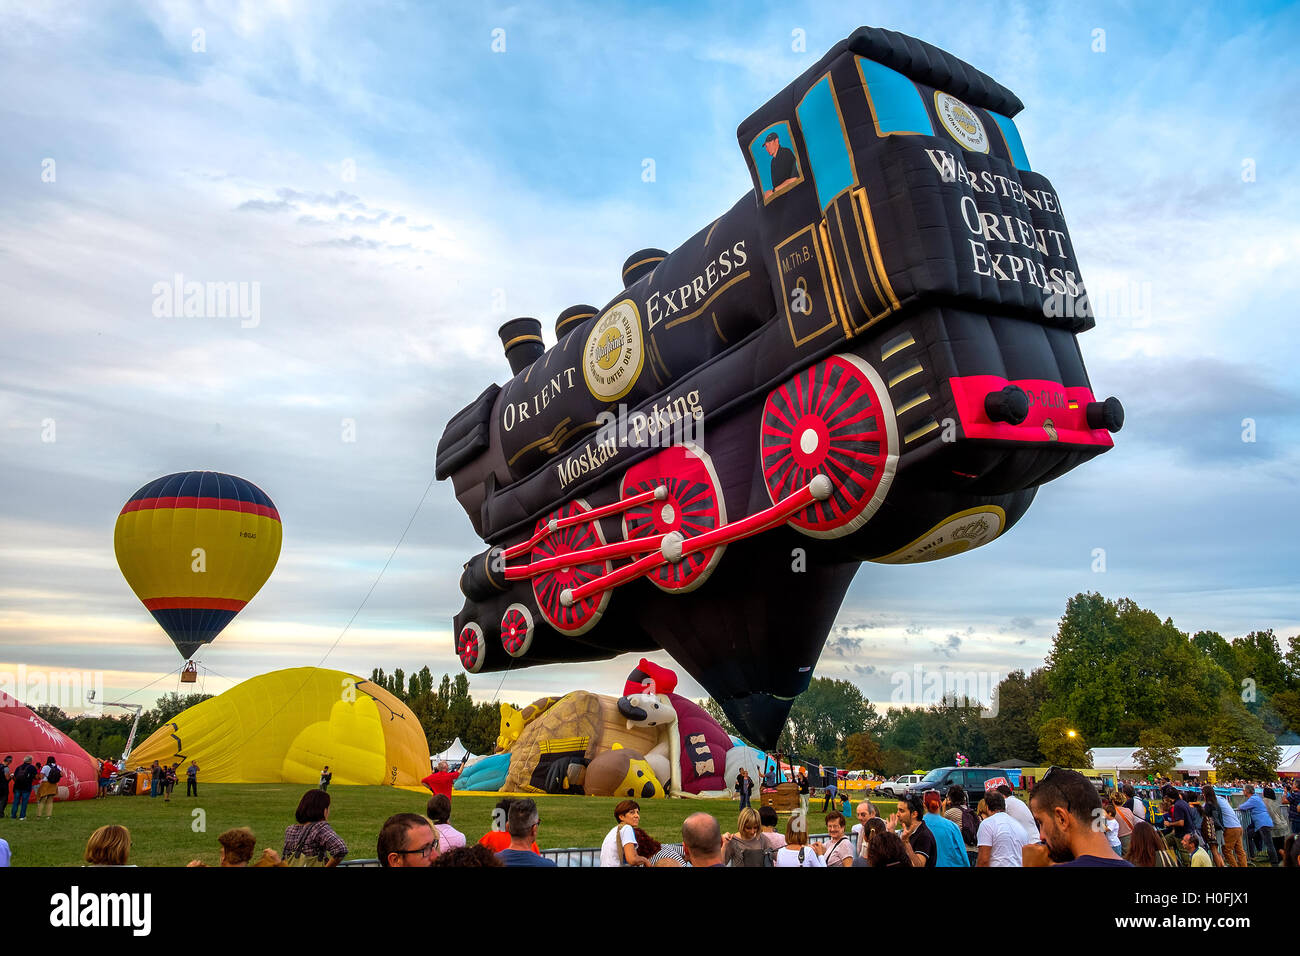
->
[560, 475, 832, 607]
[501, 485, 665, 560]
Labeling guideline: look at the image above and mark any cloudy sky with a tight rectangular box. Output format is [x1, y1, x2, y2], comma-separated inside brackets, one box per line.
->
[1, 0, 1296, 720]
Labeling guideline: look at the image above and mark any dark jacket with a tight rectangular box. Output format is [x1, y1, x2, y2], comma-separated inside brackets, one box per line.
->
[12, 763, 39, 791]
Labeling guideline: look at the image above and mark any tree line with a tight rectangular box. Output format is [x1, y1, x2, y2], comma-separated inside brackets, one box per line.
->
[707, 592, 1298, 780]
[27, 593, 1297, 780]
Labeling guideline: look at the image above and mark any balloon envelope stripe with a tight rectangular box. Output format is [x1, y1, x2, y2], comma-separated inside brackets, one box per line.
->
[120, 496, 281, 521]
[143, 597, 248, 611]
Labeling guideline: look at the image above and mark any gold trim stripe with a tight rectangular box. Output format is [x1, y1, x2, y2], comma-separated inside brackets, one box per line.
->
[503, 334, 543, 350]
[555, 312, 595, 334]
[880, 333, 915, 361]
[896, 392, 931, 415]
[649, 333, 672, 378]
[904, 420, 940, 443]
[832, 197, 887, 330]
[645, 336, 666, 386]
[622, 255, 664, 277]
[819, 219, 854, 339]
[538, 736, 590, 754]
[888, 363, 923, 388]
[846, 187, 891, 322]
[711, 311, 729, 345]
[506, 417, 572, 467]
[662, 271, 751, 330]
[853, 188, 900, 311]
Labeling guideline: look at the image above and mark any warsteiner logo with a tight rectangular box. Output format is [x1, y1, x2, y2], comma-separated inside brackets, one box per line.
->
[934, 92, 988, 154]
[583, 300, 644, 401]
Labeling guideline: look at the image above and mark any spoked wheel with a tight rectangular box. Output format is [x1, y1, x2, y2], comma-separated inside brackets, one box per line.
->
[499, 603, 535, 657]
[531, 500, 611, 635]
[455, 622, 486, 673]
[761, 353, 897, 538]
[620, 443, 726, 592]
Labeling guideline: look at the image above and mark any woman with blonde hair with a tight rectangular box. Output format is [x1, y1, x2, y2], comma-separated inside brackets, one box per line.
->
[84, 825, 133, 866]
[723, 807, 769, 866]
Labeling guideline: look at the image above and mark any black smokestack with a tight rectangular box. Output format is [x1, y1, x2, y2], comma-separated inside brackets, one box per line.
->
[621, 248, 666, 288]
[498, 317, 544, 375]
[555, 304, 598, 340]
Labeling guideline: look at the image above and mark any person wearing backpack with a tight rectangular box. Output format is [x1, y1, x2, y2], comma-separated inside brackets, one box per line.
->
[775, 815, 826, 867]
[36, 756, 61, 819]
[0, 755, 11, 818]
[943, 785, 980, 865]
[9, 756, 38, 820]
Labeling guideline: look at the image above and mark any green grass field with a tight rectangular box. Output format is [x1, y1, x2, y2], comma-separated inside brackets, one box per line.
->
[2, 785, 896, 867]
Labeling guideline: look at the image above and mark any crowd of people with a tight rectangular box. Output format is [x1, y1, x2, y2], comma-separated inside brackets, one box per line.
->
[4, 749, 1298, 869]
[0, 755, 67, 820]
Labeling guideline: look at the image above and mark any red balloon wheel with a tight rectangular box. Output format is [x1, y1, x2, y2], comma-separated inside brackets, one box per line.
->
[455, 622, 485, 673]
[620, 443, 727, 592]
[761, 353, 897, 538]
[531, 500, 611, 635]
[500, 603, 534, 658]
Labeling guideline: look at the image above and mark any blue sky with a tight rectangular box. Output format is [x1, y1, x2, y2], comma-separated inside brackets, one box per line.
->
[1, 0, 1297, 719]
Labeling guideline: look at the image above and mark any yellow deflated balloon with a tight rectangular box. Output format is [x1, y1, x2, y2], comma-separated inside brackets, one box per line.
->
[129, 668, 431, 787]
[114, 471, 282, 660]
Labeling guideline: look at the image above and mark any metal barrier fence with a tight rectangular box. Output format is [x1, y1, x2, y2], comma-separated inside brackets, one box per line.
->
[338, 834, 836, 868]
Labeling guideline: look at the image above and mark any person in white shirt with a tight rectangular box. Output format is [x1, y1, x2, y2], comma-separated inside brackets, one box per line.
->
[1103, 803, 1123, 853]
[600, 799, 648, 867]
[994, 784, 1038, 844]
[1124, 783, 1146, 822]
[976, 791, 1024, 867]
[775, 817, 827, 867]
[850, 800, 879, 859]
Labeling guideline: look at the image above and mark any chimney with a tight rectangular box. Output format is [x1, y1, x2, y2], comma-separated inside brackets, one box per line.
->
[621, 248, 667, 288]
[555, 304, 598, 340]
[498, 317, 544, 375]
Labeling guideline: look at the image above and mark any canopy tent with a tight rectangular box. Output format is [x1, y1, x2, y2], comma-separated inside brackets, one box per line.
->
[431, 737, 474, 767]
[1090, 745, 1300, 776]
[1274, 746, 1300, 774]
[988, 758, 1034, 768]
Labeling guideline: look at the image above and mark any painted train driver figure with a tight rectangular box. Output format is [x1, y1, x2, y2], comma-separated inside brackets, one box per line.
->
[763, 130, 800, 200]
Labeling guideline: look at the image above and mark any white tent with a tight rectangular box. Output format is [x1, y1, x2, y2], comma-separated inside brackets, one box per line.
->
[1090, 744, 1300, 775]
[1276, 745, 1300, 773]
[431, 737, 474, 767]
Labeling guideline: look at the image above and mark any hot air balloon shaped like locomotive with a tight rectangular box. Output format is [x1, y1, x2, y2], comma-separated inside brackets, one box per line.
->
[437, 27, 1122, 749]
[114, 471, 281, 680]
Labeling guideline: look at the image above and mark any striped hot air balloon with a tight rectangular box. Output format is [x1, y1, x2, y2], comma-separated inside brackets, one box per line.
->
[114, 471, 282, 660]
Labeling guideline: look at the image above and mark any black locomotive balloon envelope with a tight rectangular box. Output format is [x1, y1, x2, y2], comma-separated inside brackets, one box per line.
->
[435, 26, 1122, 749]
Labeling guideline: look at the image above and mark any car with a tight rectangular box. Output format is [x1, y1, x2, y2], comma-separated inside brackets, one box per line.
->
[878, 774, 926, 797]
[904, 767, 1012, 799]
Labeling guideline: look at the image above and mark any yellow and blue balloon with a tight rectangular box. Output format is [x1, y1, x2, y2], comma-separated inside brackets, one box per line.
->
[114, 471, 281, 660]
